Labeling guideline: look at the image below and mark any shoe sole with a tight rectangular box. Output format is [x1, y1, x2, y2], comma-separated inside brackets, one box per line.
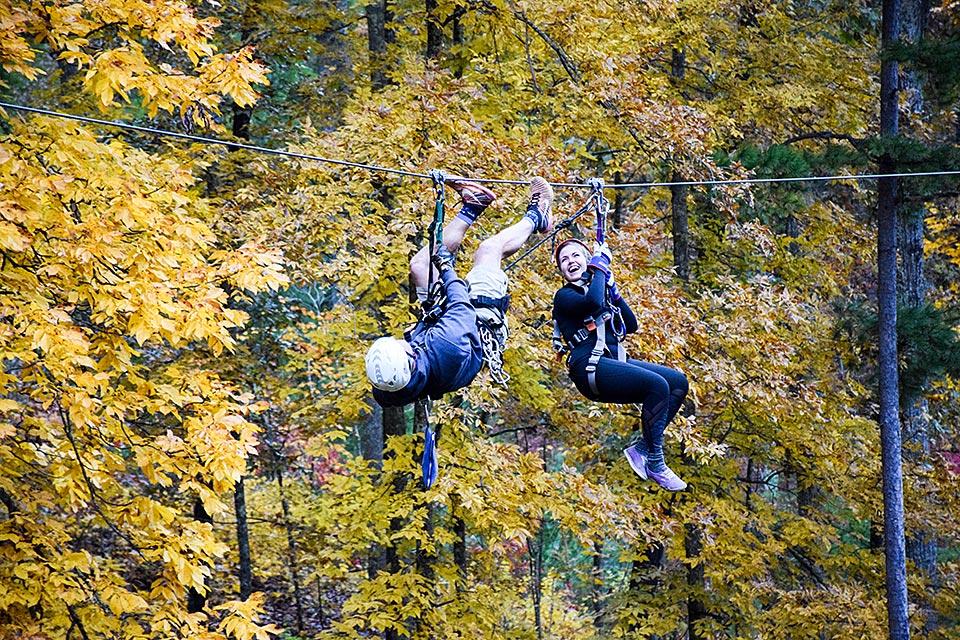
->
[450, 181, 496, 207]
[647, 475, 687, 491]
[528, 178, 554, 233]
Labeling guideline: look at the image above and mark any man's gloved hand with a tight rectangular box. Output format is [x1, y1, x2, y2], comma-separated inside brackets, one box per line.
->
[431, 245, 456, 275]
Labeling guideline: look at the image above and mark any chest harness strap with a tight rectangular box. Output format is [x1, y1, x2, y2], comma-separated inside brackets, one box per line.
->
[552, 285, 627, 398]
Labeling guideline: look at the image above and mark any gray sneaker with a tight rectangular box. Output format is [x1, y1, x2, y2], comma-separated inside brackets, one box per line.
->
[525, 177, 554, 233]
[646, 465, 687, 491]
[623, 445, 648, 480]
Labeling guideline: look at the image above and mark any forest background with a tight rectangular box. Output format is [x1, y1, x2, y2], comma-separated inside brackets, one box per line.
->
[1, 0, 959, 638]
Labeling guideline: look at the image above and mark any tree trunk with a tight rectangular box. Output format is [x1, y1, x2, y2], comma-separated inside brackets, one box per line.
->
[228, 17, 254, 151]
[669, 49, 690, 282]
[878, 1, 911, 638]
[452, 501, 467, 592]
[277, 469, 305, 635]
[685, 522, 707, 640]
[383, 405, 406, 640]
[361, 401, 385, 470]
[613, 171, 625, 229]
[425, 0, 443, 59]
[528, 523, 544, 640]
[591, 539, 604, 631]
[785, 213, 800, 255]
[230, 75, 253, 597]
[627, 540, 664, 636]
[229, 102, 252, 151]
[361, 402, 387, 581]
[452, 9, 465, 78]
[412, 401, 435, 637]
[898, 0, 938, 629]
[187, 499, 213, 613]
[234, 477, 253, 600]
[366, 1, 389, 89]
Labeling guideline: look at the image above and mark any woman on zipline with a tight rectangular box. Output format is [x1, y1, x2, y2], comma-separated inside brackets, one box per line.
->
[365, 177, 553, 405]
[552, 236, 689, 491]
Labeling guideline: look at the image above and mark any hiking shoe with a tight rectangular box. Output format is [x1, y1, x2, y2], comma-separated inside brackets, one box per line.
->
[525, 176, 554, 233]
[450, 180, 496, 224]
[646, 465, 687, 491]
[623, 445, 648, 480]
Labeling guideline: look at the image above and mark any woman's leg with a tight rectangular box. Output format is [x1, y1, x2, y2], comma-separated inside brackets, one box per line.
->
[627, 360, 688, 471]
[570, 356, 671, 452]
[570, 356, 688, 489]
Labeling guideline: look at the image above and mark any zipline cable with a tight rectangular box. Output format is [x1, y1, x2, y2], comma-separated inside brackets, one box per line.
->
[4, 101, 960, 189]
[504, 192, 599, 272]
[0, 101, 430, 181]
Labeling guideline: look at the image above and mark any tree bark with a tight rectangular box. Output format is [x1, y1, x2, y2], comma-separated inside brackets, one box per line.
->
[187, 499, 213, 613]
[277, 469, 305, 634]
[366, 1, 389, 89]
[426, 0, 443, 59]
[898, 0, 938, 629]
[412, 400, 436, 638]
[229, 102, 252, 151]
[669, 49, 690, 282]
[382, 405, 406, 640]
[452, 501, 467, 592]
[234, 477, 253, 600]
[591, 539, 604, 631]
[685, 522, 707, 640]
[528, 522, 544, 640]
[613, 171, 625, 229]
[627, 540, 663, 635]
[878, 1, 911, 638]
[671, 172, 690, 282]
[452, 9, 465, 78]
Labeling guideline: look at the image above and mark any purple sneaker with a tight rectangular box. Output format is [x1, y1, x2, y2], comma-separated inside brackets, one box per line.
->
[623, 445, 648, 480]
[646, 465, 687, 491]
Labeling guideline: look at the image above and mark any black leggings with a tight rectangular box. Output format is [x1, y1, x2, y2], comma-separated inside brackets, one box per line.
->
[569, 355, 688, 467]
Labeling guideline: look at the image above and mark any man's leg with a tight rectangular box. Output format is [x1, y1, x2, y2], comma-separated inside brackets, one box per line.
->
[472, 176, 554, 270]
[471, 218, 536, 270]
[410, 182, 496, 291]
[410, 217, 470, 291]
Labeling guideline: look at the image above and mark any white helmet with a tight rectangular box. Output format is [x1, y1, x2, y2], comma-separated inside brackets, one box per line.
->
[365, 337, 413, 391]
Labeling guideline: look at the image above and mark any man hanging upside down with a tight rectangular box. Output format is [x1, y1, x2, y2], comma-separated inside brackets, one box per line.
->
[365, 177, 554, 406]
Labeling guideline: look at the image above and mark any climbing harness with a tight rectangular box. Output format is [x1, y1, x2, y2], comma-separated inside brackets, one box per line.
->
[417, 173, 447, 490]
[477, 317, 510, 385]
[420, 400, 438, 489]
[587, 178, 627, 340]
[422, 170, 447, 324]
[551, 179, 627, 398]
[470, 293, 510, 384]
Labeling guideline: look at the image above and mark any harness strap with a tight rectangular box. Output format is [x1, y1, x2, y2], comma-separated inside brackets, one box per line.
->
[555, 310, 627, 397]
[585, 314, 607, 397]
[423, 170, 446, 318]
[472, 294, 510, 315]
[611, 304, 627, 339]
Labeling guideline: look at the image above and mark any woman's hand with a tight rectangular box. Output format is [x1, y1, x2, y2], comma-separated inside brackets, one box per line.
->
[588, 242, 612, 277]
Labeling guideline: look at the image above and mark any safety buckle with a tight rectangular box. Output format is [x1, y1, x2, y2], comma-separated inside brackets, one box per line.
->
[584, 316, 597, 331]
[585, 362, 596, 373]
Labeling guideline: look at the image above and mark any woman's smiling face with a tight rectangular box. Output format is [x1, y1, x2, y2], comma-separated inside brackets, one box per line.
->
[557, 242, 589, 282]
